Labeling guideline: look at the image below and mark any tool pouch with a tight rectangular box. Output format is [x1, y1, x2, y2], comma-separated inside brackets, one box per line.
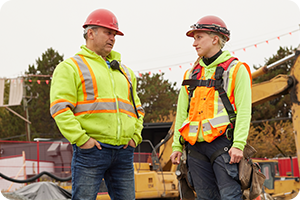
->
[177, 161, 195, 200]
[239, 143, 266, 199]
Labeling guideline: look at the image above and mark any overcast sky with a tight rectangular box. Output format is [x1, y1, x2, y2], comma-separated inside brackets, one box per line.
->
[0, 0, 300, 87]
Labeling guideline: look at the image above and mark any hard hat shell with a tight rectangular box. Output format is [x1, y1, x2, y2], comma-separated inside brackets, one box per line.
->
[83, 9, 124, 36]
[186, 15, 230, 41]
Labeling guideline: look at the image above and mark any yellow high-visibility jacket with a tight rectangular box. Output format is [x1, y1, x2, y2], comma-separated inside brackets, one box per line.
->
[50, 45, 144, 147]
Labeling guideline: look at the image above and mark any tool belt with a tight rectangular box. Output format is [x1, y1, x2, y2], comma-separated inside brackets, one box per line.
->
[240, 143, 266, 200]
[181, 139, 266, 200]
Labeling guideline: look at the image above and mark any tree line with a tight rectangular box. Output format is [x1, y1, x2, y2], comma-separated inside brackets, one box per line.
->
[0, 46, 297, 158]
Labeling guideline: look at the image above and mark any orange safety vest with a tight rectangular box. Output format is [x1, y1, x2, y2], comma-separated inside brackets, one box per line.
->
[179, 58, 252, 145]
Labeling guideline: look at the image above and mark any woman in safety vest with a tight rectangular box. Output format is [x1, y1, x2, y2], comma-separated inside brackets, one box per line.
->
[170, 15, 252, 200]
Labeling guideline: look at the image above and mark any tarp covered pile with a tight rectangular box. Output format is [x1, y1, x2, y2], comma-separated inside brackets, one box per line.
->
[6, 182, 71, 200]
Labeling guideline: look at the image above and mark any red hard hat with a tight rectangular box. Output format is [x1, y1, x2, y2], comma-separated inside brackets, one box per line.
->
[186, 15, 230, 41]
[83, 9, 124, 36]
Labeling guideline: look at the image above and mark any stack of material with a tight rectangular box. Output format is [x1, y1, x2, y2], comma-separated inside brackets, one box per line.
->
[5, 182, 71, 200]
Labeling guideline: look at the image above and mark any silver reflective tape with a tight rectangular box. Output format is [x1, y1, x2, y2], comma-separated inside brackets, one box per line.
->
[74, 101, 117, 113]
[208, 115, 230, 127]
[189, 125, 198, 133]
[50, 102, 75, 115]
[73, 55, 95, 100]
[217, 97, 224, 113]
[118, 101, 135, 114]
[202, 122, 211, 132]
[218, 60, 238, 113]
[121, 64, 132, 84]
[223, 60, 238, 92]
[137, 106, 145, 114]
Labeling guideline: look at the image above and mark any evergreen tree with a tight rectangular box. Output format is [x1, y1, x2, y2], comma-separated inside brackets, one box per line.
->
[252, 46, 295, 122]
[137, 73, 179, 123]
[24, 48, 64, 139]
[0, 104, 25, 140]
[0, 48, 64, 140]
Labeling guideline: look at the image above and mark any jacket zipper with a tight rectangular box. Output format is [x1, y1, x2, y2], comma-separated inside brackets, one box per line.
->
[108, 65, 121, 142]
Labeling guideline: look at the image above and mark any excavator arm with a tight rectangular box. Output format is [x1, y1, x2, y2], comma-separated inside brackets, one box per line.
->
[290, 50, 300, 176]
[252, 74, 293, 107]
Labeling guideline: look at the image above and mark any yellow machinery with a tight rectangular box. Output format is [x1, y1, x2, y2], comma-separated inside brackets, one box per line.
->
[96, 123, 179, 200]
[251, 159, 300, 200]
[249, 47, 300, 200]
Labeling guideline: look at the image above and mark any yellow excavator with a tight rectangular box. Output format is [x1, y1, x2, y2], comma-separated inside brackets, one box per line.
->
[249, 47, 300, 200]
[97, 46, 300, 200]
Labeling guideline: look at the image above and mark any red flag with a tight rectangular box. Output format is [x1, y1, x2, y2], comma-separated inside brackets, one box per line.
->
[266, 40, 269, 44]
[169, 68, 171, 71]
[254, 44, 257, 48]
[179, 65, 182, 69]
[37, 80, 41, 84]
[46, 80, 49, 84]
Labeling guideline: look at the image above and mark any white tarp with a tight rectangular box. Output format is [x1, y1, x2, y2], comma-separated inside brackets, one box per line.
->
[0, 79, 4, 106]
[8, 78, 23, 106]
[5, 182, 71, 200]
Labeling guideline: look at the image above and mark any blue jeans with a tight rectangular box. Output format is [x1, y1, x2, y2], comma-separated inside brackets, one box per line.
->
[71, 144, 135, 200]
[187, 136, 242, 200]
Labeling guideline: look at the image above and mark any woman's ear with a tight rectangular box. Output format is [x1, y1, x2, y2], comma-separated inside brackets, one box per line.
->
[212, 35, 219, 45]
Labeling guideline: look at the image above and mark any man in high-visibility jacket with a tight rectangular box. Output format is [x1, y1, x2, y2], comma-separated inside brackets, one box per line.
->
[50, 9, 144, 200]
[170, 15, 252, 200]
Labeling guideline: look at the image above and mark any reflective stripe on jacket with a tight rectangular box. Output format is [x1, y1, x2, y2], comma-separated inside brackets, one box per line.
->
[179, 60, 251, 145]
[50, 45, 144, 147]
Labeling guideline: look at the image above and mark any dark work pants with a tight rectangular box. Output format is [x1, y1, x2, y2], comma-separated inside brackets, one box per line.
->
[187, 136, 242, 200]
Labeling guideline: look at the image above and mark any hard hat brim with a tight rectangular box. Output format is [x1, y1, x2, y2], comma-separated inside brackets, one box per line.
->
[83, 24, 124, 36]
[186, 29, 229, 41]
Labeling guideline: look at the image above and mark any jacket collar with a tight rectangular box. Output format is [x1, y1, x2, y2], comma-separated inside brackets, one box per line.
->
[76, 45, 121, 62]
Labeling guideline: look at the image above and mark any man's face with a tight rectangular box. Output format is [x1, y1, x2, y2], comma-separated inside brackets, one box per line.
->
[91, 27, 117, 58]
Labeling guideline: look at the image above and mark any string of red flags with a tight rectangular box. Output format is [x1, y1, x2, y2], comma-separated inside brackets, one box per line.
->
[27, 79, 50, 84]
[135, 29, 300, 76]
[5, 78, 51, 85]
[4, 29, 299, 80]
[25, 74, 52, 84]
[230, 29, 298, 55]
[135, 60, 195, 77]
[3, 74, 53, 85]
